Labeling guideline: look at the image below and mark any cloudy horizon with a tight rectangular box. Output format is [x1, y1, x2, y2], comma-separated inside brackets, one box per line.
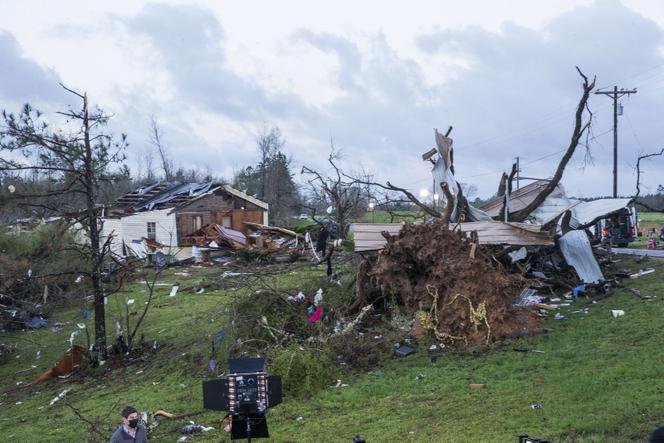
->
[2, 0, 664, 200]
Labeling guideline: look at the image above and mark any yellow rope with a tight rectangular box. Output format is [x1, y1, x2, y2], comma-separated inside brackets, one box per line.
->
[446, 292, 491, 344]
[417, 286, 491, 345]
[416, 286, 467, 344]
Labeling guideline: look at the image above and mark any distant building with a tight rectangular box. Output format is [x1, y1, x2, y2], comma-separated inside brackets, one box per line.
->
[100, 182, 268, 258]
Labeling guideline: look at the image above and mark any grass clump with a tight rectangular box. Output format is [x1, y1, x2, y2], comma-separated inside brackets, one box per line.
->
[269, 344, 339, 398]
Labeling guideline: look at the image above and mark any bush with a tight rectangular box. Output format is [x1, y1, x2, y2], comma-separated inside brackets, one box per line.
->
[269, 345, 338, 398]
[0, 223, 87, 328]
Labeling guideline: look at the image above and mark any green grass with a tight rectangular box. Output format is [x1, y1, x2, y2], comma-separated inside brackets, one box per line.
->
[2, 258, 664, 442]
[622, 212, 664, 249]
[355, 210, 424, 224]
[638, 212, 664, 224]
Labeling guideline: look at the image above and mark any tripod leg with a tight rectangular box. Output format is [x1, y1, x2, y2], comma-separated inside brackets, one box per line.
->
[246, 417, 251, 443]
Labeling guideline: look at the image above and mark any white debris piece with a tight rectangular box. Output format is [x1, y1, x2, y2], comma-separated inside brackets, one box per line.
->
[314, 288, 324, 306]
[49, 388, 72, 406]
[508, 247, 528, 263]
[169, 286, 179, 297]
[69, 330, 79, 346]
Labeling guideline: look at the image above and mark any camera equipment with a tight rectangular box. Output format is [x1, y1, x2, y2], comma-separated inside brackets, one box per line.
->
[519, 436, 553, 443]
[202, 357, 282, 442]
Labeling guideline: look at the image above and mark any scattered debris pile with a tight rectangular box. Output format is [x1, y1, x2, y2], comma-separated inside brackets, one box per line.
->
[367, 219, 540, 346]
[183, 224, 247, 249]
[243, 222, 303, 250]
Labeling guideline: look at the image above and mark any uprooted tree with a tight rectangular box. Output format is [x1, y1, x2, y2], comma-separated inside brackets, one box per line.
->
[351, 68, 596, 224]
[347, 68, 599, 345]
[0, 84, 128, 362]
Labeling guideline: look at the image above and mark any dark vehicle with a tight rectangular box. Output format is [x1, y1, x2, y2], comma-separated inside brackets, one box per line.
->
[595, 207, 637, 247]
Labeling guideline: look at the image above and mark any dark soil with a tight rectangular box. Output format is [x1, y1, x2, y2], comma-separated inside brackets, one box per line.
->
[369, 220, 541, 346]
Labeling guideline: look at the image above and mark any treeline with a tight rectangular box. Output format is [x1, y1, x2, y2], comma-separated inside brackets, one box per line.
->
[0, 120, 307, 226]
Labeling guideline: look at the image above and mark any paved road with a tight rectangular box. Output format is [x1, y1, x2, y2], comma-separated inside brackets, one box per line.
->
[612, 248, 664, 258]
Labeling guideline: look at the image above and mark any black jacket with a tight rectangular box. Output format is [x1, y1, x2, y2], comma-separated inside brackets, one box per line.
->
[109, 424, 148, 443]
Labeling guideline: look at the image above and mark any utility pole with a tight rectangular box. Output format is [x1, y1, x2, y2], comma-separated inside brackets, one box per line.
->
[594, 86, 637, 197]
[515, 156, 521, 190]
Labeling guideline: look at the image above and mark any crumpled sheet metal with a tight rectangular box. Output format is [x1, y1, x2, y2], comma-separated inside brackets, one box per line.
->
[136, 182, 213, 211]
[571, 198, 633, 226]
[558, 230, 604, 283]
[431, 130, 492, 222]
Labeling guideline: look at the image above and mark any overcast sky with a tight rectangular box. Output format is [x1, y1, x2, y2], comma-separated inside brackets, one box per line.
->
[1, 0, 664, 199]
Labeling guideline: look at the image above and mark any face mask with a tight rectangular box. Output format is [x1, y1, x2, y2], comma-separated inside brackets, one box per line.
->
[128, 418, 139, 429]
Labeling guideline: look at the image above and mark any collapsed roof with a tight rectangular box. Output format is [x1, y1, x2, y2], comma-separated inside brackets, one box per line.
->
[115, 182, 215, 211]
[479, 179, 632, 228]
[113, 182, 268, 213]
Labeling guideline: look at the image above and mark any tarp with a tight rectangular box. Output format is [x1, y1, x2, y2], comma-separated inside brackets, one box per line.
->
[558, 230, 604, 283]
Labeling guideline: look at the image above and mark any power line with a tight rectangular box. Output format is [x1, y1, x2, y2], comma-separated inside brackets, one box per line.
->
[594, 86, 637, 197]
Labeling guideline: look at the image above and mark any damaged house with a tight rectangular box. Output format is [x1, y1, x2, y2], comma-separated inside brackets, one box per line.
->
[100, 182, 268, 259]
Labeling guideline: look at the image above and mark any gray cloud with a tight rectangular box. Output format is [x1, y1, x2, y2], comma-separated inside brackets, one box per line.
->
[292, 30, 363, 92]
[0, 31, 66, 104]
[6, 0, 662, 199]
[120, 3, 310, 122]
[292, 0, 664, 197]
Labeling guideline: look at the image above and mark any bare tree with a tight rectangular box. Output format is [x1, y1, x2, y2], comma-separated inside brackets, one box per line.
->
[0, 84, 127, 362]
[507, 67, 595, 221]
[349, 68, 596, 225]
[634, 148, 664, 211]
[256, 125, 285, 200]
[141, 150, 156, 183]
[301, 142, 362, 236]
[149, 117, 173, 181]
[111, 262, 162, 354]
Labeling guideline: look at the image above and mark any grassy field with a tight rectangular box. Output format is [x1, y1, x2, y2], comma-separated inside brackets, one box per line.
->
[354, 210, 425, 224]
[1, 257, 664, 442]
[630, 212, 664, 249]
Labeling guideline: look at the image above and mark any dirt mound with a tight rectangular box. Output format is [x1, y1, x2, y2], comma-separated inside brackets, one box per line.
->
[370, 220, 540, 346]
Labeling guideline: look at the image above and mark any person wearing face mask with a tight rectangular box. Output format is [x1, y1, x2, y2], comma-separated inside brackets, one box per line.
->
[110, 406, 148, 442]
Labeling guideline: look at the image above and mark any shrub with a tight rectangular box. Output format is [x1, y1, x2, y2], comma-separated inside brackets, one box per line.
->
[269, 345, 338, 398]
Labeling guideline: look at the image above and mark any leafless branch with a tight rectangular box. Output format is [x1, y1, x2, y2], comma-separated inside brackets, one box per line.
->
[635, 148, 664, 199]
[509, 67, 596, 221]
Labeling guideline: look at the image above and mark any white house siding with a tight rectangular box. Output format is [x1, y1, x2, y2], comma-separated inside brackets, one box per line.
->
[120, 209, 178, 246]
[101, 209, 178, 256]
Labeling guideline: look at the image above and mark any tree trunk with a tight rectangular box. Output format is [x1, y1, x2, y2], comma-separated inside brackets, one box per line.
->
[83, 94, 107, 361]
[509, 68, 595, 222]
